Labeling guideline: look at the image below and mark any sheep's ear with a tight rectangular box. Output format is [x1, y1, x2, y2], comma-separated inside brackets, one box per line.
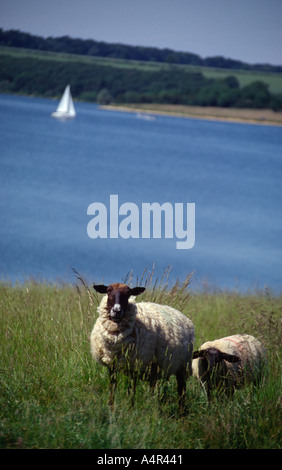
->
[93, 284, 108, 294]
[192, 350, 205, 359]
[221, 352, 240, 363]
[129, 286, 146, 296]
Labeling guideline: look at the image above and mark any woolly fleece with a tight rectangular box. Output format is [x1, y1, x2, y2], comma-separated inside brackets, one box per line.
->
[90, 295, 195, 378]
[192, 334, 266, 387]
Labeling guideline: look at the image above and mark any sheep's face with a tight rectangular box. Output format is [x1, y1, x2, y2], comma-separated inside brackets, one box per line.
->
[106, 284, 130, 323]
[94, 283, 145, 323]
[193, 347, 240, 386]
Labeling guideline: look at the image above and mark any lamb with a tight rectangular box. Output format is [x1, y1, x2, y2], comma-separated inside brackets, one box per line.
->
[90, 282, 195, 410]
[192, 334, 267, 399]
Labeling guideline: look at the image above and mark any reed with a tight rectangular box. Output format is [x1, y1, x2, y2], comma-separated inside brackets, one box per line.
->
[0, 270, 281, 449]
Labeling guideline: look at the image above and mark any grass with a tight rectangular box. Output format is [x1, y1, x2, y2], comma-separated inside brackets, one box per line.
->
[0, 268, 281, 449]
[1, 45, 282, 95]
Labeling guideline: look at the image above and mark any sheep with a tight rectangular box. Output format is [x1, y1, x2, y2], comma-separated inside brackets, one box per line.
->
[192, 334, 267, 399]
[90, 282, 195, 410]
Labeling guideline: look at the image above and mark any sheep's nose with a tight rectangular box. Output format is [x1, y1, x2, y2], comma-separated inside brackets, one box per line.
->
[110, 304, 123, 322]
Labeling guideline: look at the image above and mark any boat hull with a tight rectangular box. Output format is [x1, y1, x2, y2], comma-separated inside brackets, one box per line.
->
[51, 111, 76, 119]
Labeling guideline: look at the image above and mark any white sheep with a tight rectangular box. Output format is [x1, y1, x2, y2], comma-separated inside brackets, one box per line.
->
[90, 282, 195, 410]
[192, 334, 267, 399]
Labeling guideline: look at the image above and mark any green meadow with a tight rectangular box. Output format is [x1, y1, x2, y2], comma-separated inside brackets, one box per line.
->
[0, 270, 281, 449]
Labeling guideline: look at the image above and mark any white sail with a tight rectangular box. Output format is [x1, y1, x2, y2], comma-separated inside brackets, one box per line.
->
[51, 85, 76, 118]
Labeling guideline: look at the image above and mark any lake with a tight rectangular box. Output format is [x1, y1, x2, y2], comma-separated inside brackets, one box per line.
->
[0, 93, 281, 292]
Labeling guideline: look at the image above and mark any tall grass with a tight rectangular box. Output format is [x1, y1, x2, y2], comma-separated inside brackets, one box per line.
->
[0, 269, 281, 449]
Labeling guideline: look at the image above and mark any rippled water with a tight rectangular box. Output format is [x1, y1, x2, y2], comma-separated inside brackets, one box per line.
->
[0, 93, 281, 291]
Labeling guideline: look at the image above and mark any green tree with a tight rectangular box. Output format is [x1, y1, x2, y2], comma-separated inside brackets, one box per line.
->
[223, 76, 240, 89]
[97, 88, 112, 105]
[239, 81, 271, 108]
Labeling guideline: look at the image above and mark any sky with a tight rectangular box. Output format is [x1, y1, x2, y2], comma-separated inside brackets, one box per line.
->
[0, 0, 281, 65]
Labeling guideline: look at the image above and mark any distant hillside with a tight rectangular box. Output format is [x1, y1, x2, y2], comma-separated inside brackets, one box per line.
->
[1, 28, 282, 73]
[1, 30, 282, 110]
[1, 48, 281, 110]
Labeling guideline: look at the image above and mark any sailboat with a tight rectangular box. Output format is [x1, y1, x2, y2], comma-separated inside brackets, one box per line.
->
[51, 85, 76, 119]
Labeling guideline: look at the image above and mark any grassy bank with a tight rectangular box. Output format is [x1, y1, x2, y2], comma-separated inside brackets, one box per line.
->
[0, 272, 281, 449]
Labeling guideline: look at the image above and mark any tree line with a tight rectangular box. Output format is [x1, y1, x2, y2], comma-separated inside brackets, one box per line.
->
[1, 53, 281, 110]
[1, 28, 282, 73]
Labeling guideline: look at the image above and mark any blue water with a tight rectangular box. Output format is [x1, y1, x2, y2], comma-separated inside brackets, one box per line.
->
[0, 93, 281, 291]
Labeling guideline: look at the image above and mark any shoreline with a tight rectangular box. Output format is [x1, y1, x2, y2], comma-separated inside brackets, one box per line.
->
[100, 104, 282, 127]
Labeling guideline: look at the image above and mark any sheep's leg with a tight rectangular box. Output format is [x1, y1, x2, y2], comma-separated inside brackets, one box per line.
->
[149, 362, 158, 389]
[108, 366, 117, 409]
[176, 367, 187, 412]
[206, 387, 213, 401]
[129, 372, 137, 406]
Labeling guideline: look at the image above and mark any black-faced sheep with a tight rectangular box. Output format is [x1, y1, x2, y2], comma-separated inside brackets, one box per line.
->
[192, 334, 267, 399]
[90, 282, 195, 410]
